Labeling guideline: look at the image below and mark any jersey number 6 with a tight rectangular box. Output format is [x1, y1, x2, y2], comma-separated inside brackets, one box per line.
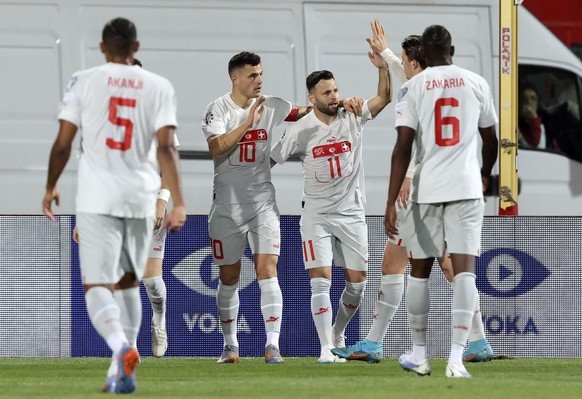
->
[107, 96, 137, 151]
[434, 97, 459, 147]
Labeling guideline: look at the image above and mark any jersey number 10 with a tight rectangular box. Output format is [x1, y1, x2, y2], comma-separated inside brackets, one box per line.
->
[435, 97, 459, 146]
[107, 96, 137, 151]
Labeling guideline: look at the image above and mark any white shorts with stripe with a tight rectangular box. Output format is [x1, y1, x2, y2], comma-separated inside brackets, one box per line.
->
[76, 212, 154, 284]
[148, 224, 167, 259]
[300, 211, 368, 271]
[208, 201, 280, 265]
[399, 199, 484, 258]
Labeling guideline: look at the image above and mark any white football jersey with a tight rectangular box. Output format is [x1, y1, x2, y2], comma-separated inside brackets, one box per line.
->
[395, 64, 498, 203]
[202, 94, 292, 205]
[58, 62, 177, 218]
[271, 103, 372, 214]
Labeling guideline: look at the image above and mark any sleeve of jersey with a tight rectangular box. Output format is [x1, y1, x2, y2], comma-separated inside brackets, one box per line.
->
[173, 132, 180, 147]
[154, 81, 178, 131]
[380, 48, 408, 84]
[201, 102, 227, 139]
[394, 83, 418, 129]
[266, 96, 293, 125]
[359, 101, 373, 125]
[270, 127, 297, 165]
[478, 81, 499, 128]
[57, 73, 82, 126]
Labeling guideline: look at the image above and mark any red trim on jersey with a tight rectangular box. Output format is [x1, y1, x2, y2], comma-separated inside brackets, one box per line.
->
[312, 141, 351, 158]
[239, 129, 268, 143]
[284, 107, 299, 122]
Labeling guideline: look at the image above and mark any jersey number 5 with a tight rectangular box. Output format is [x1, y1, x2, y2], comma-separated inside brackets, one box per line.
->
[435, 97, 459, 146]
[107, 96, 137, 151]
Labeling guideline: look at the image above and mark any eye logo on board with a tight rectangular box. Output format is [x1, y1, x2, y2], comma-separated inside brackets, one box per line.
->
[476, 248, 550, 297]
[171, 247, 256, 296]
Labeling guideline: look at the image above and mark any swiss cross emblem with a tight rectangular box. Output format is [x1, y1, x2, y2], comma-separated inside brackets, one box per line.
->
[258, 131, 266, 139]
[341, 143, 349, 151]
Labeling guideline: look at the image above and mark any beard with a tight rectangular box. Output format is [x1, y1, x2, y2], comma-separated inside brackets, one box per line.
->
[316, 101, 338, 116]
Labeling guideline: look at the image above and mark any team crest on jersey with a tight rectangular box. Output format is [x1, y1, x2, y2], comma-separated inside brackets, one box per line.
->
[397, 87, 408, 101]
[204, 110, 214, 125]
[66, 76, 78, 91]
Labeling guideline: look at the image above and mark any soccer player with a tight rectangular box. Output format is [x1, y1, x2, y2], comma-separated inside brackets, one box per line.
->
[270, 49, 392, 363]
[201, 51, 314, 365]
[333, 20, 493, 364]
[42, 17, 186, 393]
[385, 24, 498, 378]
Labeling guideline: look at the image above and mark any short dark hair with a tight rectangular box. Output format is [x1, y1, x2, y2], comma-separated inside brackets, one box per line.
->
[306, 70, 335, 93]
[228, 52, 261, 75]
[422, 24, 452, 53]
[132, 58, 142, 67]
[102, 17, 137, 57]
[401, 35, 427, 69]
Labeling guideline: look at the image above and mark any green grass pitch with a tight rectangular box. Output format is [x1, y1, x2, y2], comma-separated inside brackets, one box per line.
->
[1, 357, 581, 398]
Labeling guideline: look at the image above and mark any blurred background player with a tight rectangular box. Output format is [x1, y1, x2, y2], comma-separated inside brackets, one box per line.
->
[271, 47, 392, 363]
[43, 17, 186, 393]
[333, 20, 492, 364]
[72, 57, 178, 360]
[385, 24, 498, 378]
[201, 51, 313, 365]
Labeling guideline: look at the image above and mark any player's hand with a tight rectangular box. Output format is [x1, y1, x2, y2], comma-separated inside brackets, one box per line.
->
[154, 198, 167, 230]
[249, 96, 266, 126]
[72, 225, 79, 243]
[366, 19, 388, 55]
[368, 50, 388, 70]
[521, 104, 538, 119]
[397, 177, 412, 209]
[165, 205, 186, 233]
[343, 97, 365, 116]
[384, 202, 398, 239]
[42, 187, 60, 221]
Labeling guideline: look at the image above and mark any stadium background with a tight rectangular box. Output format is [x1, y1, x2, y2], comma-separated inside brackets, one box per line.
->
[1, 215, 580, 359]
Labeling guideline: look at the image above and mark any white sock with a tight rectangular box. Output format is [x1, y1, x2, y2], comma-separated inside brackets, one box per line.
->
[366, 274, 404, 343]
[333, 280, 366, 336]
[259, 277, 283, 349]
[310, 277, 333, 348]
[85, 286, 127, 354]
[406, 276, 429, 360]
[113, 287, 142, 347]
[450, 273, 477, 365]
[217, 280, 239, 347]
[468, 292, 487, 342]
[143, 275, 167, 328]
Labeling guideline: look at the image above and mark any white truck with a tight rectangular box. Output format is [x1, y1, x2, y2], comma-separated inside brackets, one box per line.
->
[1, 0, 580, 215]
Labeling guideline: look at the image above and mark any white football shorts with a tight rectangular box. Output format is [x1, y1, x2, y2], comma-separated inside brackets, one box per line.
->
[300, 211, 368, 271]
[399, 198, 484, 258]
[208, 201, 280, 265]
[76, 212, 154, 284]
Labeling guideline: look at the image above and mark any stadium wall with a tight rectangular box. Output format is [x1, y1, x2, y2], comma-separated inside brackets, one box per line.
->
[1, 215, 580, 358]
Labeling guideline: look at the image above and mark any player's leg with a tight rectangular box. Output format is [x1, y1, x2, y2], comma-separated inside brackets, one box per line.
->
[209, 204, 247, 364]
[249, 202, 284, 364]
[330, 214, 368, 350]
[301, 213, 341, 363]
[142, 225, 168, 357]
[443, 199, 484, 378]
[438, 250, 493, 362]
[398, 202, 445, 376]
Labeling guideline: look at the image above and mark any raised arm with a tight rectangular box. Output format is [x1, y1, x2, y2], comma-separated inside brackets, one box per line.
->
[367, 19, 408, 84]
[365, 50, 392, 119]
[207, 96, 265, 158]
